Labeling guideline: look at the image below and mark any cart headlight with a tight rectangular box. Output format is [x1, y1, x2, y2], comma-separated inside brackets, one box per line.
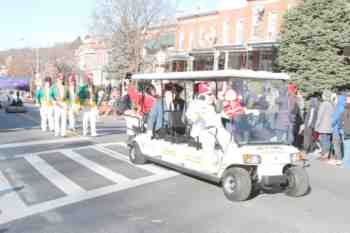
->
[290, 152, 305, 162]
[242, 154, 262, 164]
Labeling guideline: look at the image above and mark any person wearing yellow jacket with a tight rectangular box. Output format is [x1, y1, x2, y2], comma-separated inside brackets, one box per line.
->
[52, 73, 68, 137]
[66, 73, 79, 131]
[78, 73, 98, 137]
[35, 76, 55, 132]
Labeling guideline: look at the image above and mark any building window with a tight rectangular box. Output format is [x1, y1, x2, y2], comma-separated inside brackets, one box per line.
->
[236, 18, 244, 45]
[193, 53, 214, 71]
[252, 5, 265, 41]
[179, 31, 185, 50]
[268, 12, 278, 41]
[189, 32, 193, 50]
[228, 52, 247, 70]
[223, 21, 229, 45]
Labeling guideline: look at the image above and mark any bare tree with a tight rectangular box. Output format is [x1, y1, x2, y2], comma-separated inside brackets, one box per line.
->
[92, 0, 177, 79]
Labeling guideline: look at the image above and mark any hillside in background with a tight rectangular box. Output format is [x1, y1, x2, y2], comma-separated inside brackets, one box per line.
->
[0, 37, 82, 77]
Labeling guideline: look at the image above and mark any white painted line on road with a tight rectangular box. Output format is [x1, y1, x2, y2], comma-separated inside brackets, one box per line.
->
[0, 142, 119, 161]
[0, 137, 89, 149]
[93, 145, 175, 176]
[0, 171, 178, 225]
[61, 150, 131, 184]
[25, 155, 86, 195]
[0, 171, 28, 220]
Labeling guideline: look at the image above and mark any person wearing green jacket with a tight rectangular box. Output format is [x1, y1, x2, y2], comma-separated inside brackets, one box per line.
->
[79, 72, 98, 137]
[66, 73, 79, 131]
[35, 76, 55, 132]
[52, 73, 68, 137]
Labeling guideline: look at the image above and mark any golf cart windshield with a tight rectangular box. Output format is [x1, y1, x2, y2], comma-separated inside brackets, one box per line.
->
[226, 79, 289, 145]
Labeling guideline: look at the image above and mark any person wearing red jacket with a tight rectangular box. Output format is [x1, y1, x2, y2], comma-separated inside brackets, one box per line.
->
[127, 83, 156, 118]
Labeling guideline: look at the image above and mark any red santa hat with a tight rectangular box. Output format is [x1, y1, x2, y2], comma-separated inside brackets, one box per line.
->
[197, 82, 211, 95]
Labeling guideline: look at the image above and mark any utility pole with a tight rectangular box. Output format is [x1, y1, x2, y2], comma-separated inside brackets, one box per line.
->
[35, 47, 40, 74]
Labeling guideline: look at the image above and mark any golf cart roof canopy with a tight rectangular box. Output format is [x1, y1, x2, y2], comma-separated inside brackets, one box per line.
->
[132, 69, 290, 81]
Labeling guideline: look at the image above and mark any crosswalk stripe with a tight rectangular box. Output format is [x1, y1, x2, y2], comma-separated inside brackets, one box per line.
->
[61, 150, 131, 184]
[0, 137, 89, 149]
[0, 171, 178, 225]
[93, 145, 176, 176]
[0, 171, 28, 218]
[25, 155, 86, 195]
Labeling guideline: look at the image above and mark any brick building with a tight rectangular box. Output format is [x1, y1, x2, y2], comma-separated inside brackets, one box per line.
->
[75, 36, 111, 85]
[174, 0, 298, 72]
[143, 23, 177, 73]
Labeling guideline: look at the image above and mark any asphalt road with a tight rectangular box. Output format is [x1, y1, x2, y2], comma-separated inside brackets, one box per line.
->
[0, 103, 350, 233]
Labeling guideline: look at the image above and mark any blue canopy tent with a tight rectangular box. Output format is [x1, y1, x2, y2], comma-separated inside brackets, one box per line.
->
[0, 76, 31, 91]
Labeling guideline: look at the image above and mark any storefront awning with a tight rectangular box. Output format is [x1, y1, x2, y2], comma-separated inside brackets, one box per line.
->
[144, 34, 176, 50]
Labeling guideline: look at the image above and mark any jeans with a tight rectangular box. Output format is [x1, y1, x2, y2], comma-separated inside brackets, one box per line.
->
[332, 132, 343, 161]
[343, 138, 350, 167]
[319, 133, 332, 155]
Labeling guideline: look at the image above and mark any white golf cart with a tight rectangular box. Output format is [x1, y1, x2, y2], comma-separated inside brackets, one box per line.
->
[126, 70, 309, 202]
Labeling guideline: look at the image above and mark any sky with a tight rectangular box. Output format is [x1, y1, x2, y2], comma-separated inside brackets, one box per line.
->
[0, 0, 247, 51]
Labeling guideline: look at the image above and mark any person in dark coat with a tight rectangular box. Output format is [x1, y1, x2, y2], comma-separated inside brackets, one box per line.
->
[303, 97, 319, 153]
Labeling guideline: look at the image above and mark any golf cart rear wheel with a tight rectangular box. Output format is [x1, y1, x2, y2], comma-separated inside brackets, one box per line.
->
[129, 143, 147, 165]
[222, 167, 252, 202]
[284, 167, 309, 197]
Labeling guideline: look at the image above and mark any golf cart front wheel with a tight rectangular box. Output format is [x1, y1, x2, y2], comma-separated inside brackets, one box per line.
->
[222, 167, 252, 202]
[129, 143, 147, 165]
[284, 167, 309, 197]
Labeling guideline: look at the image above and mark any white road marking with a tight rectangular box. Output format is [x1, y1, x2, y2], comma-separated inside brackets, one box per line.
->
[0, 171, 28, 221]
[0, 171, 178, 225]
[0, 137, 89, 149]
[93, 145, 175, 176]
[61, 150, 131, 183]
[25, 155, 86, 195]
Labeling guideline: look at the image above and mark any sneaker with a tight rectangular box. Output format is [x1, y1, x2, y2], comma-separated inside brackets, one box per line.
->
[327, 160, 337, 165]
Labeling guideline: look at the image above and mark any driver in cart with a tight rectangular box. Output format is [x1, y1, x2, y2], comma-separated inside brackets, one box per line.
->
[186, 82, 234, 172]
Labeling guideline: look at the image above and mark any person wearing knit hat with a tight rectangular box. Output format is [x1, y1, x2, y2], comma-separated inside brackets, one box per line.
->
[35, 76, 55, 132]
[53, 72, 68, 137]
[66, 73, 79, 131]
[78, 72, 98, 137]
[315, 90, 335, 160]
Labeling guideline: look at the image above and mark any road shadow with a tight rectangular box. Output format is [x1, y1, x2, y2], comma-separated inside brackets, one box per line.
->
[0, 229, 8, 233]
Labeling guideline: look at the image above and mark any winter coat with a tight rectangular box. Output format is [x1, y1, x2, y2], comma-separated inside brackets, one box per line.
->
[127, 85, 155, 115]
[304, 98, 319, 129]
[315, 101, 334, 134]
[341, 104, 350, 138]
[147, 98, 184, 132]
[275, 95, 289, 130]
[331, 95, 346, 135]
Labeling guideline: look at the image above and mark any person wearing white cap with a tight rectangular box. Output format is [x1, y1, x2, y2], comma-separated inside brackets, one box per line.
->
[35, 76, 55, 132]
[78, 72, 98, 137]
[52, 73, 67, 137]
[66, 73, 79, 131]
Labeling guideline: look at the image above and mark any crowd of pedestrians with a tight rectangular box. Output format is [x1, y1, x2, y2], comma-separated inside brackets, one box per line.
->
[289, 85, 350, 167]
[35, 72, 100, 137]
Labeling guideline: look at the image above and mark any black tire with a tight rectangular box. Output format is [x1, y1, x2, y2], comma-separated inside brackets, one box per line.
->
[129, 143, 147, 165]
[284, 166, 309, 197]
[222, 167, 252, 202]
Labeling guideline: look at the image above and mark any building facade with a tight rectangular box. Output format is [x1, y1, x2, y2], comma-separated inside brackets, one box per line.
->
[143, 23, 177, 73]
[75, 36, 111, 85]
[174, 0, 298, 72]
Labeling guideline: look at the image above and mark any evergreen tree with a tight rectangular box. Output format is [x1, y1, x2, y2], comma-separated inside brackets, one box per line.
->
[277, 0, 350, 95]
